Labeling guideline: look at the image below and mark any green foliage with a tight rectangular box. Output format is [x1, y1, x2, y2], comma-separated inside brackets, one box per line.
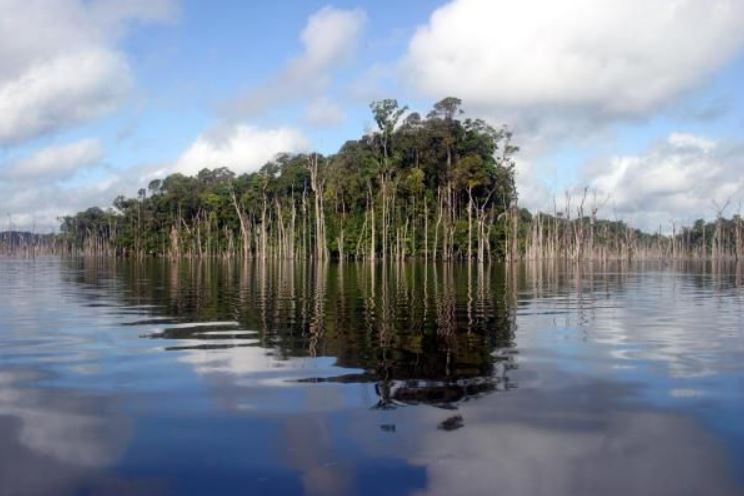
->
[60, 97, 520, 259]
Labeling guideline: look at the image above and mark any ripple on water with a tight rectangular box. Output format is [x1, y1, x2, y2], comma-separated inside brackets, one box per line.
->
[0, 258, 742, 495]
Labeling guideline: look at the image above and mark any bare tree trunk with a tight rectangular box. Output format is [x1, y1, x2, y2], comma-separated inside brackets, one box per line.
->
[467, 186, 473, 260]
[307, 154, 327, 261]
[424, 201, 429, 263]
[434, 188, 442, 261]
[511, 206, 518, 262]
[368, 182, 376, 262]
[231, 191, 250, 258]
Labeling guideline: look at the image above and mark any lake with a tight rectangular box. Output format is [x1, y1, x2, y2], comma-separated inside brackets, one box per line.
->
[1, 257, 742, 495]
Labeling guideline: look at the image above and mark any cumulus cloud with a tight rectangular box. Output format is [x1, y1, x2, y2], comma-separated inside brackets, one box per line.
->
[0, 123, 309, 231]
[0, 138, 169, 231]
[0, 50, 130, 145]
[173, 124, 310, 176]
[585, 133, 744, 230]
[0, 0, 177, 145]
[1, 139, 103, 181]
[404, 0, 744, 119]
[0, 163, 171, 232]
[226, 6, 366, 117]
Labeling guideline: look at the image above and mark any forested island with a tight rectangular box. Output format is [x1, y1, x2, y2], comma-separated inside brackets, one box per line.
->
[2, 98, 743, 261]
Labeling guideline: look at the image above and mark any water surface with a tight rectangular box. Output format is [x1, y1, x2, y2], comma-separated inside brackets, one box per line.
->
[1, 258, 743, 495]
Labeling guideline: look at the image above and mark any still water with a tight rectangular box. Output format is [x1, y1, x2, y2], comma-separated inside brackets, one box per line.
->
[0, 257, 742, 495]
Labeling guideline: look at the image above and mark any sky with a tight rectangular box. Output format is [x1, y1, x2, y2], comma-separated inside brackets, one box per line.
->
[1, 0, 744, 232]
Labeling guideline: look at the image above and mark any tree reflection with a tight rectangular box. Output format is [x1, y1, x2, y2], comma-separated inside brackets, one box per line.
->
[68, 259, 519, 410]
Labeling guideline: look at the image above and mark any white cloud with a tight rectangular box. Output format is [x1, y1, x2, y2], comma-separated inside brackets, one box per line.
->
[174, 124, 310, 176]
[585, 133, 744, 230]
[1, 139, 103, 181]
[666, 132, 716, 152]
[298, 6, 366, 72]
[0, 146, 167, 232]
[0, 0, 176, 145]
[304, 97, 346, 126]
[0, 50, 130, 145]
[404, 0, 744, 221]
[0, 124, 308, 232]
[2, 169, 176, 233]
[227, 6, 366, 117]
[404, 0, 744, 118]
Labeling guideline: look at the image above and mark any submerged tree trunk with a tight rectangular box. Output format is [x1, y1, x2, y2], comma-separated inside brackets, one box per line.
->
[231, 191, 251, 259]
[307, 154, 327, 261]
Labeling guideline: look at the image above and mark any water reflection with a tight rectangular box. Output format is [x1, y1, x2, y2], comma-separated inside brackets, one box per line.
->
[107, 260, 519, 411]
[0, 258, 742, 495]
[0, 367, 154, 495]
[406, 380, 743, 496]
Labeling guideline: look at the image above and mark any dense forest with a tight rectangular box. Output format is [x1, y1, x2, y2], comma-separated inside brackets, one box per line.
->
[2, 97, 743, 261]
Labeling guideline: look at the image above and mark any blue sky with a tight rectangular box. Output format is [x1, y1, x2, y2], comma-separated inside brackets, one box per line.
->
[1, 0, 743, 231]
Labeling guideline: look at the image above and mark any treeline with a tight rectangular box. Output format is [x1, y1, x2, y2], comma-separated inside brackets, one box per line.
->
[671, 216, 744, 260]
[59, 97, 522, 261]
[5, 97, 743, 261]
[521, 190, 744, 261]
[0, 231, 62, 256]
